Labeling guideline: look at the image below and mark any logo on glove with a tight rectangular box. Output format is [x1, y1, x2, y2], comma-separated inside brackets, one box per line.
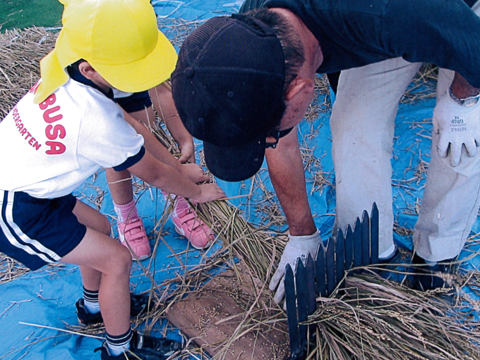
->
[451, 116, 464, 124]
[450, 116, 466, 132]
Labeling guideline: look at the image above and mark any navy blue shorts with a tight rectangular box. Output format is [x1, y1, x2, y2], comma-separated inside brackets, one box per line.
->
[0, 191, 87, 270]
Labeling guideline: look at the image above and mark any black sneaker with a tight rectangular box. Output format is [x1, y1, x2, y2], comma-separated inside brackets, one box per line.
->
[77, 293, 150, 326]
[94, 331, 182, 360]
[375, 247, 410, 283]
[410, 254, 455, 291]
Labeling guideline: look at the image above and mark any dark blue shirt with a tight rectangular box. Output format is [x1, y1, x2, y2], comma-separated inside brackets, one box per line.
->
[241, 0, 480, 87]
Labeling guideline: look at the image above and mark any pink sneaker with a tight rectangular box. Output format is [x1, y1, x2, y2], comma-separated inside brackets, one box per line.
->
[118, 218, 151, 260]
[170, 196, 214, 249]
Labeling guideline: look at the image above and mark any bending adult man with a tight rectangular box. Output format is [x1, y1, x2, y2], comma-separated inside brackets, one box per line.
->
[172, 0, 480, 299]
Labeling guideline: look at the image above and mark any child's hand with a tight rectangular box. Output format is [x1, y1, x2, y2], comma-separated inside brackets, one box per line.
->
[178, 141, 195, 164]
[180, 163, 210, 183]
[192, 183, 226, 203]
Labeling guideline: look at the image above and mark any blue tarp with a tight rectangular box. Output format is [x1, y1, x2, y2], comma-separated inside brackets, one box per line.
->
[1, 1, 480, 359]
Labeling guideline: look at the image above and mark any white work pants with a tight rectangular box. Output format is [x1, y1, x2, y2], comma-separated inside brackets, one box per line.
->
[330, 0, 480, 262]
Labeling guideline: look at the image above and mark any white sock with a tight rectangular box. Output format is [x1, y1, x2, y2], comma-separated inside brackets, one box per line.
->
[107, 329, 133, 356]
[82, 287, 100, 314]
[83, 299, 100, 314]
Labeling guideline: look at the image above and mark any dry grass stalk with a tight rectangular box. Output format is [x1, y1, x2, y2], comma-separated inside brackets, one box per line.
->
[0, 253, 30, 284]
[0, 27, 57, 118]
[401, 64, 438, 104]
[195, 199, 287, 283]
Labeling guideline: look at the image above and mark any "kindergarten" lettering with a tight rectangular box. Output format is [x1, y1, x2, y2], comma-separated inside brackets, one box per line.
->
[12, 106, 42, 151]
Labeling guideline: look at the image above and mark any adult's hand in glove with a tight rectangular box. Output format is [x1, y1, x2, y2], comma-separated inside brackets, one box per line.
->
[269, 229, 321, 304]
[434, 90, 480, 167]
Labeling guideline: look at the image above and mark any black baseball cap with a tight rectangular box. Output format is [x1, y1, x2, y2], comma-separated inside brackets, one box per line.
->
[172, 14, 286, 182]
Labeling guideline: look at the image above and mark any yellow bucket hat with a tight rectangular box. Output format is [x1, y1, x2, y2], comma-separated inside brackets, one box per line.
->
[34, 0, 177, 104]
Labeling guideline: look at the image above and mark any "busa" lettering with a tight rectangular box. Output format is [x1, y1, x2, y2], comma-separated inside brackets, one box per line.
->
[39, 94, 66, 155]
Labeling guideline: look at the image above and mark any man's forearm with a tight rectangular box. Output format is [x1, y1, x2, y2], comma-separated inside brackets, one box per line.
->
[265, 127, 317, 236]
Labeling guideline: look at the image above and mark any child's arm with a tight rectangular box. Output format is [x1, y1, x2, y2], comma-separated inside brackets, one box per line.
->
[123, 110, 181, 169]
[123, 111, 208, 185]
[148, 82, 195, 163]
[127, 150, 225, 203]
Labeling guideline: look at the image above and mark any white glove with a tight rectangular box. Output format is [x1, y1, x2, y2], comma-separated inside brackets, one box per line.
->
[433, 90, 480, 167]
[269, 229, 321, 304]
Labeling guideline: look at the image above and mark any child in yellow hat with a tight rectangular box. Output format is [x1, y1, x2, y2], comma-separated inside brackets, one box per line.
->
[0, 0, 225, 358]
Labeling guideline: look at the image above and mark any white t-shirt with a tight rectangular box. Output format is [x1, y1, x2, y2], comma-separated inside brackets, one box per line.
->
[0, 78, 144, 199]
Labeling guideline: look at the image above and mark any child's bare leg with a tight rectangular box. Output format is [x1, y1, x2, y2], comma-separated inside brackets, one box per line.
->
[106, 168, 151, 260]
[106, 168, 134, 205]
[73, 196, 111, 235]
[62, 200, 132, 335]
[70, 199, 111, 291]
[62, 200, 182, 358]
[63, 228, 131, 335]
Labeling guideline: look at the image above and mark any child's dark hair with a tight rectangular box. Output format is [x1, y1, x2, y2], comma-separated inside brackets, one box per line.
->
[66, 59, 86, 77]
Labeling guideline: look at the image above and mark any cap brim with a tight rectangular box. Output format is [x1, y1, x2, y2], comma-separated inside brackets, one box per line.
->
[34, 30, 79, 104]
[94, 30, 178, 93]
[203, 136, 266, 182]
[34, 29, 178, 104]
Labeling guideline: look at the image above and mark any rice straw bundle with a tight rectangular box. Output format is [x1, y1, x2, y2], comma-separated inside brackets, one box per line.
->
[308, 270, 480, 360]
